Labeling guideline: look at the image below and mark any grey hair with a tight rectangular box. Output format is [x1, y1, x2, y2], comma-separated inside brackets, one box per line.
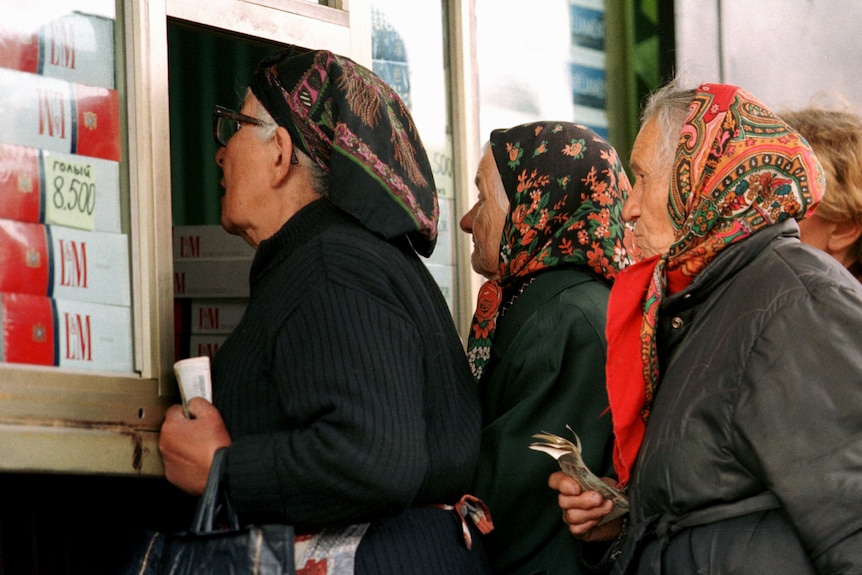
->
[640, 78, 697, 174]
[245, 89, 329, 197]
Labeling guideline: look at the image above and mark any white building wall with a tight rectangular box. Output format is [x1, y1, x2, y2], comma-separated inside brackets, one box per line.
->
[675, 0, 862, 112]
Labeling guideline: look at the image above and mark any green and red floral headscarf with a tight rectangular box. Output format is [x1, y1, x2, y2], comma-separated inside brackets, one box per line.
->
[467, 122, 638, 383]
[606, 83, 825, 486]
[250, 46, 438, 257]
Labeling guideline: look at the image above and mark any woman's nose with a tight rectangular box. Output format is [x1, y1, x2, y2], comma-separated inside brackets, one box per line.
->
[215, 146, 225, 167]
[622, 189, 640, 222]
[460, 205, 476, 233]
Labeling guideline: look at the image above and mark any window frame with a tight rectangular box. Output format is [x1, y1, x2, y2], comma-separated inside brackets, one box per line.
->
[0, 0, 479, 476]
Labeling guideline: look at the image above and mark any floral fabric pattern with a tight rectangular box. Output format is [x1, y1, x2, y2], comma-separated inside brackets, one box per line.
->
[467, 122, 637, 383]
[606, 83, 825, 486]
[249, 46, 439, 257]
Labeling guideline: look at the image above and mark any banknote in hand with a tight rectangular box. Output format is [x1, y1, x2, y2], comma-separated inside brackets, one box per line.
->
[530, 428, 629, 525]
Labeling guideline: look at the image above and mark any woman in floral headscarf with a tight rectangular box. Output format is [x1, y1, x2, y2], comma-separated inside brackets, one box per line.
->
[552, 82, 862, 574]
[460, 121, 636, 574]
[159, 46, 491, 574]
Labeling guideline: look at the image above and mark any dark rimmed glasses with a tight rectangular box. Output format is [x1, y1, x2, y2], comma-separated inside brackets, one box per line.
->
[211, 105, 299, 164]
[212, 105, 269, 147]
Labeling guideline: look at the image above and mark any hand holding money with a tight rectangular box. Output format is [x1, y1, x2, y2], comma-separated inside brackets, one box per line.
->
[173, 356, 213, 418]
[530, 427, 629, 525]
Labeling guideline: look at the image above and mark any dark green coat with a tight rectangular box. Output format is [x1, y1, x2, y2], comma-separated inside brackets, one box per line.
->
[475, 268, 615, 575]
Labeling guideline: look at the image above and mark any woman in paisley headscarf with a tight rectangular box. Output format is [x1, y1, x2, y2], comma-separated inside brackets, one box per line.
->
[159, 46, 491, 574]
[460, 121, 636, 574]
[551, 82, 862, 573]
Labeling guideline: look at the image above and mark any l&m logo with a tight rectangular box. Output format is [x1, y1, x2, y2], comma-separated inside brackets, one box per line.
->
[38, 88, 66, 139]
[197, 306, 220, 330]
[58, 239, 88, 288]
[178, 235, 201, 258]
[63, 311, 92, 361]
[49, 19, 77, 70]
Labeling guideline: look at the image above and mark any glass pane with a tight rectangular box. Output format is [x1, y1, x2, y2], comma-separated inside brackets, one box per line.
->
[0, 0, 135, 373]
[476, 0, 609, 140]
[370, 0, 458, 314]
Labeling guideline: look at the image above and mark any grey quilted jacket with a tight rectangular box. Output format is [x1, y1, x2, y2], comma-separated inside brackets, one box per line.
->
[612, 220, 862, 575]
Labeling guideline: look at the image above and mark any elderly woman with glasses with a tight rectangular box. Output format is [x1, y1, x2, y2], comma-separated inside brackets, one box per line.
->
[551, 81, 862, 574]
[159, 46, 492, 574]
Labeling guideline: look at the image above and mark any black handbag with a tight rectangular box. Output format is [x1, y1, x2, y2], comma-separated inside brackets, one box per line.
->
[124, 448, 296, 574]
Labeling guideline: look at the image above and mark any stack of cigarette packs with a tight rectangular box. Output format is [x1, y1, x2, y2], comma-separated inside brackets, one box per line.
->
[0, 9, 132, 373]
[172, 225, 253, 361]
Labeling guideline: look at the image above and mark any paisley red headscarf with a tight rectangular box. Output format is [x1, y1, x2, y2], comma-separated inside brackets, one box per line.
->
[606, 84, 825, 486]
[466, 122, 637, 383]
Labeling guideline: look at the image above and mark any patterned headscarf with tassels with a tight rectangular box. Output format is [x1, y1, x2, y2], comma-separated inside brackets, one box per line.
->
[249, 46, 439, 257]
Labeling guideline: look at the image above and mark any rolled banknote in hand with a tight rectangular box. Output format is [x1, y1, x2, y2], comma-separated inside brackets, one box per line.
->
[530, 427, 629, 525]
[173, 356, 213, 418]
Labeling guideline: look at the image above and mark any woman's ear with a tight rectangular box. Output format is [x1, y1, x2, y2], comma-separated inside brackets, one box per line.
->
[270, 126, 296, 187]
[827, 220, 862, 255]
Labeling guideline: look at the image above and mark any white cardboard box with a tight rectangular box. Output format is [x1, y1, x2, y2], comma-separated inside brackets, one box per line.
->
[173, 258, 251, 299]
[0, 219, 130, 306]
[0, 292, 132, 373]
[190, 298, 248, 334]
[173, 225, 255, 260]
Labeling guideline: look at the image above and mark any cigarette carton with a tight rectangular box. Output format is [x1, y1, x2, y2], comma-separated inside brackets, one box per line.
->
[0, 142, 122, 232]
[0, 292, 54, 366]
[53, 297, 133, 372]
[0, 292, 133, 373]
[172, 225, 255, 260]
[190, 298, 247, 334]
[173, 258, 251, 299]
[0, 219, 130, 306]
[0, 68, 121, 162]
[0, 10, 115, 88]
[188, 334, 229, 360]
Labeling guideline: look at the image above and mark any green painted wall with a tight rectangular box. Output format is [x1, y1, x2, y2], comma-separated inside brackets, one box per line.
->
[604, 0, 676, 168]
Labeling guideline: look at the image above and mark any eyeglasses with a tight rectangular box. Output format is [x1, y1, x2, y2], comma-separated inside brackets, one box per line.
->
[212, 105, 269, 147]
[212, 105, 299, 164]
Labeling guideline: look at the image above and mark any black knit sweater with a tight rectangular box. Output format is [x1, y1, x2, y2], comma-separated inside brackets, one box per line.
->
[212, 199, 480, 534]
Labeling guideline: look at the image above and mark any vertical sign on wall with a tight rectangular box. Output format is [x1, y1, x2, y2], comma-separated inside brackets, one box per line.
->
[569, 0, 609, 139]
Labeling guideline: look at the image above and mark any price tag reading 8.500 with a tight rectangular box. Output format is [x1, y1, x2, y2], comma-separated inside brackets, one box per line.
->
[45, 157, 97, 231]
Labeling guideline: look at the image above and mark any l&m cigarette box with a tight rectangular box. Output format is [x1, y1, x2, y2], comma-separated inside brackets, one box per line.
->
[172, 225, 255, 260]
[188, 334, 230, 360]
[0, 10, 116, 89]
[190, 298, 247, 334]
[0, 68, 121, 162]
[173, 259, 252, 299]
[0, 292, 133, 373]
[173, 225, 254, 299]
[0, 218, 130, 306]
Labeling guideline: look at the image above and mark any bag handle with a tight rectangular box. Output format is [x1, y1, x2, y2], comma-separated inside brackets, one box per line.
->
[190, 447, 240, 532]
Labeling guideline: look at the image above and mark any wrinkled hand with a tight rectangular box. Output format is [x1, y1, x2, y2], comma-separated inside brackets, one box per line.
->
[159, 397, 232, 496]
[549, 471, 623, 542]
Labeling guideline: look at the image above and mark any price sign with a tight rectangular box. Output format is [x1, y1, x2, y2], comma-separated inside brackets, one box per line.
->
[44, 156, 97, 230]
